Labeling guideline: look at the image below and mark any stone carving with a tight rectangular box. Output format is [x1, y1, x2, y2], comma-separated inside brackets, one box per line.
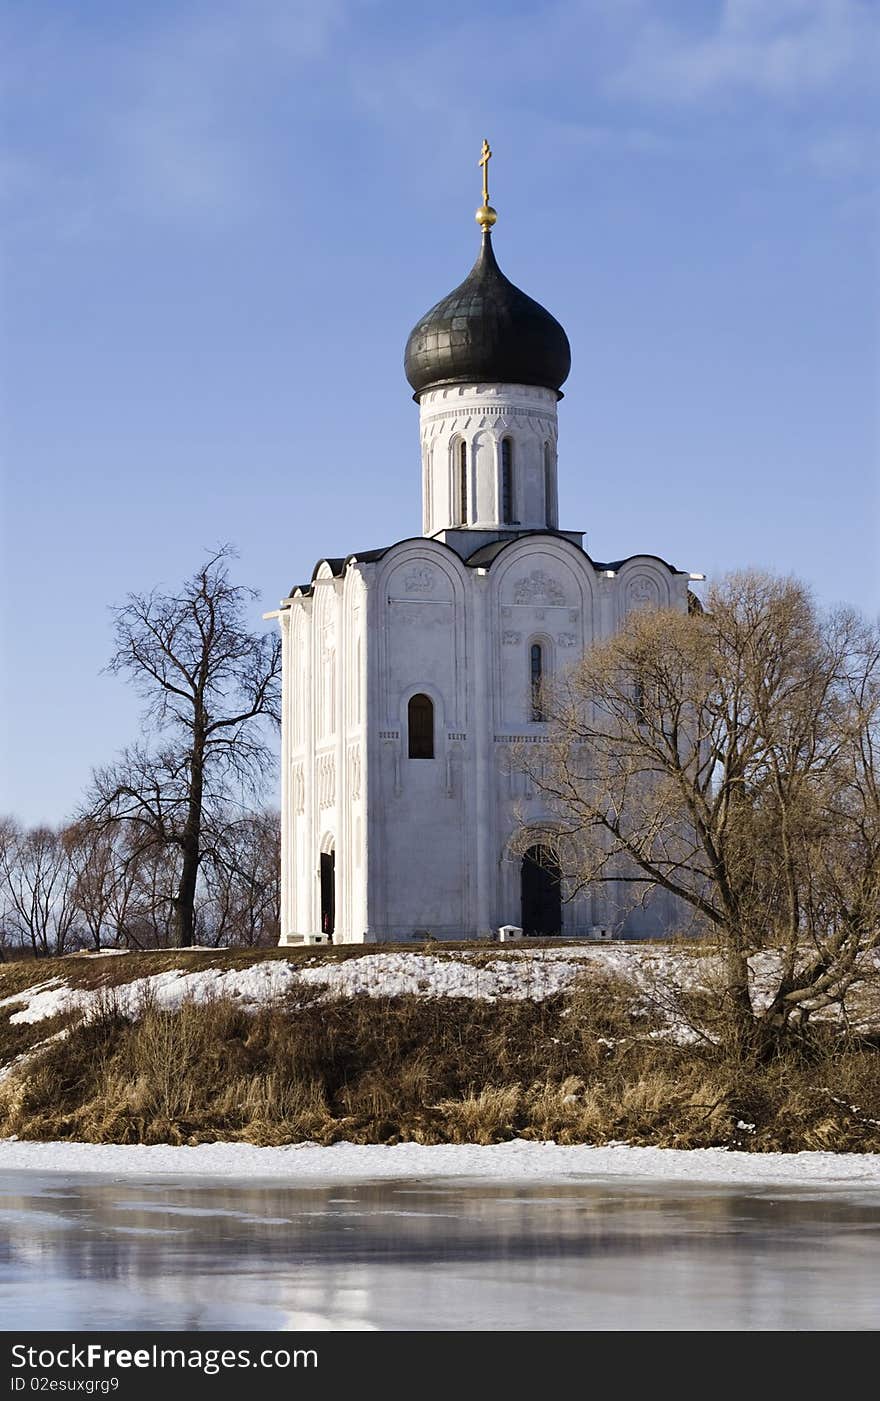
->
[556, 633, 577, 647]
[348, 745, 361, 801]
[446, 745, 460, 799]
[625, 575, 661, 611]
[513, 570, 566, 606]
[502, 631, 522, 645]
[317, 753, 335, 809]
[393, 600, 452, 627]
[404, 567, 435, 594]
[568, 609, 579, 623]
[501, 606, 512, 619]
[291, 763, 305, 814]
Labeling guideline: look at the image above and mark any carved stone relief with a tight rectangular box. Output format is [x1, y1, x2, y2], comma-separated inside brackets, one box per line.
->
[625, 575, 661, 611]
[317, 754, 335, 809]
[348, 745, 361, 802]
[391, 600, 453, 627]
[404, 567, 435, 594]
[291, 763, 305, 814]
[513, 570, 566, 606]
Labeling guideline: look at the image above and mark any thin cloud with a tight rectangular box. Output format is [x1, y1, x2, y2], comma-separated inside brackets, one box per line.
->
[608, 0, 877, 103]
[1, 0, 353, 234]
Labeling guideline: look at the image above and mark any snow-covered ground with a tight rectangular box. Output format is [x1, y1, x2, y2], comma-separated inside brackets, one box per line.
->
[2, 944, 876, 1041]
[0, 947, 697, 1026]
[1, 1136, 878, 1187]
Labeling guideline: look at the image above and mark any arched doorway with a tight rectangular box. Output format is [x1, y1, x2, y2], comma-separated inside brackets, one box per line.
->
[521, 846, 562, 936]
[320, 848, 335, 939]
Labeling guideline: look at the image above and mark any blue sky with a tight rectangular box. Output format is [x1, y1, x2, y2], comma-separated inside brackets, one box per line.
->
[1, 0, 878, 826]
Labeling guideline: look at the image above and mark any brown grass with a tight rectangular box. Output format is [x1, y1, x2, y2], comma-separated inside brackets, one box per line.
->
[0, 1008, 75, 1073]
[1, 968, 878, 1152]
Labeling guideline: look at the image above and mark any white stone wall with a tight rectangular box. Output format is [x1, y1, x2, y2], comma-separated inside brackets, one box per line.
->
[280, 564, 368, 944]
[279, 528, 690, 944]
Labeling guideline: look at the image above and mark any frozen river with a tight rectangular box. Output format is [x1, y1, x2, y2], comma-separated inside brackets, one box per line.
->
[1, 1171, 878, 1330]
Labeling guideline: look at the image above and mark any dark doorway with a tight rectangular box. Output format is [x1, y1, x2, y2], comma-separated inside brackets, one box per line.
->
[520, 846, 562, 935]
[320, 850, 335, 939]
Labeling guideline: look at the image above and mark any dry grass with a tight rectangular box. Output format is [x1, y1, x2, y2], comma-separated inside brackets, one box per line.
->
[0, 1008, 75, 1073]
[1, 968, 878, 1152]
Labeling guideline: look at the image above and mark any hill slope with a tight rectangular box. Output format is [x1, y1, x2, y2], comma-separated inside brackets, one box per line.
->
[1, 943, 878, 1152]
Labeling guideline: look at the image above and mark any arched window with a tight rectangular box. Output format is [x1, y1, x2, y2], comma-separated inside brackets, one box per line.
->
[544, 442, 555, 527]
[530, 644, 545, 722]
[408, 693, 434, 759]
[501, 438, 514, 524]
[458, 440, 468, 525]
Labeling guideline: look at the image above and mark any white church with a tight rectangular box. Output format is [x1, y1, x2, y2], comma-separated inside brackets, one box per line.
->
[275, 147, 698, 945]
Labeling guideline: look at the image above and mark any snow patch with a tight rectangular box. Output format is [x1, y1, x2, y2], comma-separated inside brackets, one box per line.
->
[5, 953, 604, 1026]
[0, 1137, 878, 1187]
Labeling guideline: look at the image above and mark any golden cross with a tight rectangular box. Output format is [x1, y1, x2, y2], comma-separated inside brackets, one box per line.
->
[478, 139, 492, 206]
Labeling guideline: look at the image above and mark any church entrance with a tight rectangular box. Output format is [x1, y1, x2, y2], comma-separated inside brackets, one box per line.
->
[320, 850, 335, 939]
[520, 846, 562, 936]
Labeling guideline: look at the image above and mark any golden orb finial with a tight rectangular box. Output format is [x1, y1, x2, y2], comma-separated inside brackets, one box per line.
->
[475, 138, 497, 230]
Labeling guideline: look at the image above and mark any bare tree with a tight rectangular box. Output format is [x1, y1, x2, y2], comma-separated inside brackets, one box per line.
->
[0, 819, 18, 959]
[0, 820, 79, 956]
[65, 818, 142, 950]
[84, 549, 281, 947]
[522, 571, 880, 1056]
[201, 808, 281, 946]
[123, 839, 183, 949]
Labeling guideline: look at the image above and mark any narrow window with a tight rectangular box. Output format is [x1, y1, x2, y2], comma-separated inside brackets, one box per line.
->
[458, 441, 468, 524]
[408, 693, 434, 759]
[544, 443, 555, 527]
[501, 438, 514, 524]
[530, 644, 544, 722]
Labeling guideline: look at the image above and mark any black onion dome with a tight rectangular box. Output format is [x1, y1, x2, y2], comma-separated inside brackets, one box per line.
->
[404, 231, 571, 398]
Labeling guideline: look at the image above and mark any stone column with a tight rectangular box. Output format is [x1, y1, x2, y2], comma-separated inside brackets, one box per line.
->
[472, 571, 494, 937]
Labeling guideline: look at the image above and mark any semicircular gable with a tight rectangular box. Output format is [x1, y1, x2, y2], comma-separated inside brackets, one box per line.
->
[491, 538, 596, 622]
[312, 571, 337, 626]
[377, 541, 467, 605]
[616, 558, 673, 617]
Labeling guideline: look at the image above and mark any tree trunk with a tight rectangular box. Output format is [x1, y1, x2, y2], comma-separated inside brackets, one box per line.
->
[173, 745, 204, 948]
[722, 941, 759, 1060]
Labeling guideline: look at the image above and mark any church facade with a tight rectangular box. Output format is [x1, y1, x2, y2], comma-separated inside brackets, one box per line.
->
[276, 151, 695, 944]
